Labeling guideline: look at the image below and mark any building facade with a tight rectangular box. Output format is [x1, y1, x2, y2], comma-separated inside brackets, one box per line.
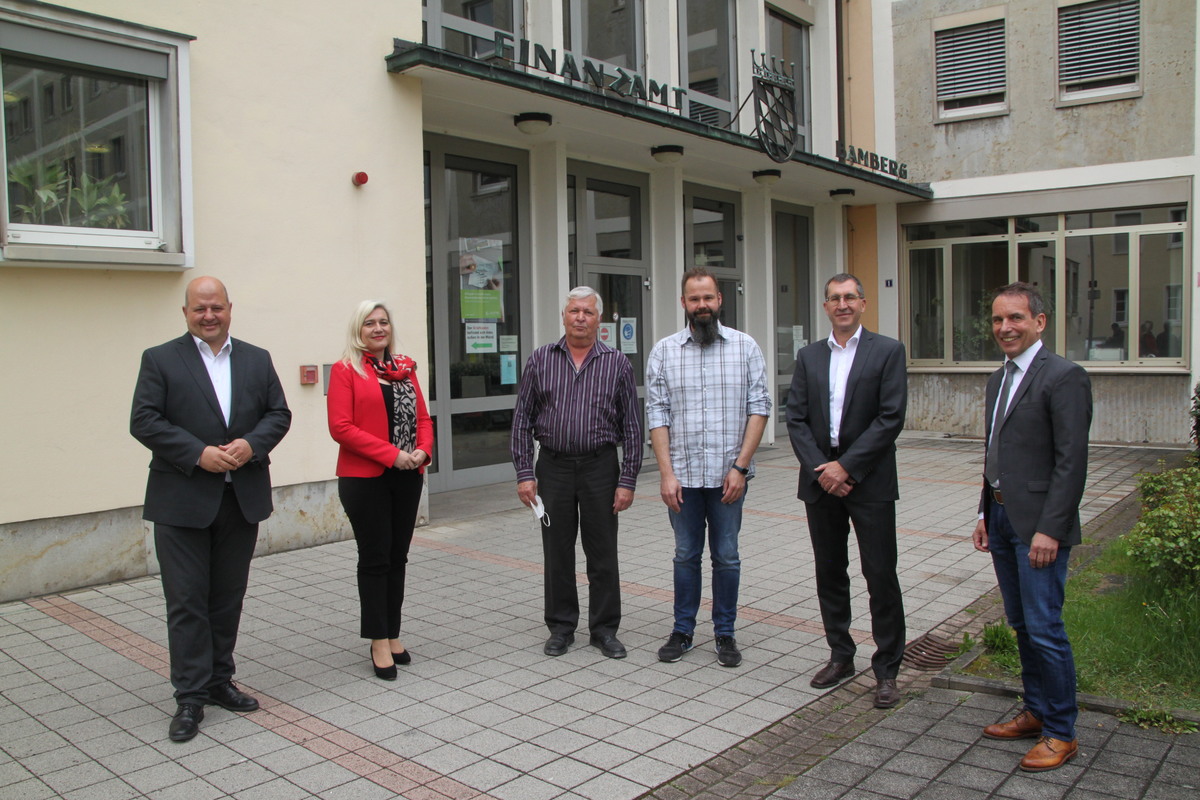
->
[892, 0, 1197, 441]
[0, 0, 1193, 601]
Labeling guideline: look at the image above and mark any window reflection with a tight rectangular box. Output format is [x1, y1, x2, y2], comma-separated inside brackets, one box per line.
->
[4, 57, 151, 231]
[445, 158, 520, 399]
[689, 196, 735, 268]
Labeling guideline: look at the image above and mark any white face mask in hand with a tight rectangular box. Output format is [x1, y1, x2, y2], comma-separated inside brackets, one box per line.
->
[531, 495, 551, 527]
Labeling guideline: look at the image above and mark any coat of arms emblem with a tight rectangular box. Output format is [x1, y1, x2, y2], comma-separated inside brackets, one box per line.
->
[752, 51, 799, 164]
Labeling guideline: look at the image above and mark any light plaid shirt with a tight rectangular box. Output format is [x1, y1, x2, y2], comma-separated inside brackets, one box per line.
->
[646, 321, 771, 488]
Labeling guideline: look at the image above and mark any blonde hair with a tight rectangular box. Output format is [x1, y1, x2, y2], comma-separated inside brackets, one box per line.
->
[340, 300, 394, 377]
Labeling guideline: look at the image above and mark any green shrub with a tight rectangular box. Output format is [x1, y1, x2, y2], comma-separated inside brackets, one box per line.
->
[1135, 458, 1200, 512]
[1191, 381, 1199, 453]
[1125, 461, 1200, 593]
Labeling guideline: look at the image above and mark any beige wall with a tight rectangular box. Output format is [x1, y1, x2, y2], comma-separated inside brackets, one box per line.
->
[892, 0, 1197, 182]
[846, 205, 880, 331]
[843, 0, 876, 151]
[0, 0, 426, 526]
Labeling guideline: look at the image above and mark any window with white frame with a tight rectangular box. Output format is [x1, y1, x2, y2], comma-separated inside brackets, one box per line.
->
[904, 204, 1188, 366]
[766, 6, 811, 153]
[678, 0, 736, 127]
[0, 11, 189, 262]
[1058, 0, 1140, 103]
[1111, 288, 1127, 324]
[934, 18, 1007, 120]
[563, 0, 642, 72]
[424, 0, 522, 59]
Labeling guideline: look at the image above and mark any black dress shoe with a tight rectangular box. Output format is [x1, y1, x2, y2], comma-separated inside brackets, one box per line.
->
[544, 632, 574, 657]
[391, 649, 412, 665]
[810, 660, 856, 689]
[169, 703, 204, 742]
[206, 681, 260, 712]
[589, 633, 627, 659]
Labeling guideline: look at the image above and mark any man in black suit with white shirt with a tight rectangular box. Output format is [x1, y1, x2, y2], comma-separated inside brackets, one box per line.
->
[786, 273, 908, 709]
[131, 276, 291, 742]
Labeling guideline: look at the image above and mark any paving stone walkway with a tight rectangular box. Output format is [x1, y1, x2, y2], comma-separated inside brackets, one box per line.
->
[0, 436, 1191, 799]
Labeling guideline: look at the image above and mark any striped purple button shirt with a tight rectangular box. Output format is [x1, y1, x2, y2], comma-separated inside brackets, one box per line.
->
[511, 338, 642, 489]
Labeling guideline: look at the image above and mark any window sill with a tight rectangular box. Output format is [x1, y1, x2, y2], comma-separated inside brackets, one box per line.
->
[934, 106, 1009, 125]
[1, 243, 187, 270]
[1056, 87, 1141, 109]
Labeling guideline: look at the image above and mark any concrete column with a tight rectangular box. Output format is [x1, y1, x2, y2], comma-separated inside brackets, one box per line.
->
[813, 202, 846, 298]
[529, 140, 569, 347]
[644, 0, 680, 87]
[875, 203, 900, 338]
[741, 185, 775, 444]
[649, 165, 685, 344]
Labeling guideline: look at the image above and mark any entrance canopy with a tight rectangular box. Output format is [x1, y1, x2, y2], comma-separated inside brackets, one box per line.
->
[386, 40, 932, 206]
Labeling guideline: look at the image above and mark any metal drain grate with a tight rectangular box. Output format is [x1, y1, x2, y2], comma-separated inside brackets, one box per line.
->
[903, 634, 961, 670]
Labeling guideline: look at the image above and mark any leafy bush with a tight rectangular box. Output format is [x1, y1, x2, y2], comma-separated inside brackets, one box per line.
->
[1125, 459, 1200, 594]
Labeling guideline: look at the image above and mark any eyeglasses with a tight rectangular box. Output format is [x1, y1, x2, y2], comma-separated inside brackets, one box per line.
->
[824, 294, 863, 304]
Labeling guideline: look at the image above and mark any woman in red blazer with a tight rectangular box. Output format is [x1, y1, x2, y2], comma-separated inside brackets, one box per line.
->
[327, 301, 433, 680]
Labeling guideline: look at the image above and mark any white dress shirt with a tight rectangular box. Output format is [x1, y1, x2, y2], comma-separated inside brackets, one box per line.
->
[827, 325, 862, 448]
[988, 339, 1042, 446]
[194, 335, 233, 426]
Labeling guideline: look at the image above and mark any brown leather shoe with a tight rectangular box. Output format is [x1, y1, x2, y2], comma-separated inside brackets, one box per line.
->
[810, 660, 855, 689]
[982, 709, 1043, 740]
[1019, 736, 1078, 772]
[874, 678, 900, 708]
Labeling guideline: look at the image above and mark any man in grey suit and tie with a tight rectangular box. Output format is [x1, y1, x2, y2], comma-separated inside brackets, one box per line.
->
[131, 276, 291, 742]
[786, 273, 908, 709]
[974, 282, 1091, 772]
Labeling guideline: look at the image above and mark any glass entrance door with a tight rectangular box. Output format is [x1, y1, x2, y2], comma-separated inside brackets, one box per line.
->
[584, 269, 647, 381]
[684, 184, 742, 331]
[425, 139, 529, 491]
[773, 206, 813, 437]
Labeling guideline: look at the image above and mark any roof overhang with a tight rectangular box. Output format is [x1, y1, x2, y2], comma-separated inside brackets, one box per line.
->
[386, 40, 931, 206]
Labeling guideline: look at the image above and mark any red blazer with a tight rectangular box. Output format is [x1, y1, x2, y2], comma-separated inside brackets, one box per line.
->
[327, 360, 434, 478]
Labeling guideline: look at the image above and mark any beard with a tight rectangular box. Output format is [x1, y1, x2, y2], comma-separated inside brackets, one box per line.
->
[687, 307, 720, 346]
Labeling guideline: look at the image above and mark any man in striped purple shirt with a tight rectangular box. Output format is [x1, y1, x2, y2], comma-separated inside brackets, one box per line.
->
[511, 287, 642, 659]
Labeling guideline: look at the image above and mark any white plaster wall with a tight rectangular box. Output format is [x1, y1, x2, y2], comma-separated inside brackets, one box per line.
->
[0, 0, 426, 526]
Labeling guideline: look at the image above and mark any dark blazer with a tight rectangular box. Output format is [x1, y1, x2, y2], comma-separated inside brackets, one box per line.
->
[786, 329, 907, 503]
[978, 345, 1091, 546]
[131, 334, 292, 528]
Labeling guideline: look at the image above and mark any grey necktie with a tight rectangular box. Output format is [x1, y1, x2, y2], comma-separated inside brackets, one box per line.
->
[984, 361, 1018, 487]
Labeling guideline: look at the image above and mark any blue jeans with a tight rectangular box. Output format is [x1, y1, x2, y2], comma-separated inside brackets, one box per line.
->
[988, 500, 1077, 741]
[668, 487, 744, 638]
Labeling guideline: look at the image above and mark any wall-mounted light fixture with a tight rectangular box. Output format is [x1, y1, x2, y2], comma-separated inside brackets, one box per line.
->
[752, 169, 782, 185]
[650, 145, 684, 164]
[829, 188, 856, 202]
[514, 112, 553, 135]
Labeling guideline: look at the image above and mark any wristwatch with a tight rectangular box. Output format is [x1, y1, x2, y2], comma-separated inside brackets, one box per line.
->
[731, 464, 749, 476]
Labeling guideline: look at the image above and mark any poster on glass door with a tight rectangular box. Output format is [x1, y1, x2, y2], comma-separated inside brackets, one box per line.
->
[458, 237, 505, 321]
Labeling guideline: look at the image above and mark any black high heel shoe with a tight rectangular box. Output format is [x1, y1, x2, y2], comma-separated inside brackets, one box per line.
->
[371, 649, 397, 681]
[391, 649, 412, 666]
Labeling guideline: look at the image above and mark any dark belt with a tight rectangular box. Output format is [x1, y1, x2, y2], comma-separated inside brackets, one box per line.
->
[829, 446, 842, 458]
[540, 444, 615, 461]
[991, 488, 1005, 505]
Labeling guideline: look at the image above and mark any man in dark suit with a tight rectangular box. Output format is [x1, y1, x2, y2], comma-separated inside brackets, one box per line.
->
[131, 276, 291, 742]
[786, 273, 907, 709]
[974, 282, 1091, 773]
